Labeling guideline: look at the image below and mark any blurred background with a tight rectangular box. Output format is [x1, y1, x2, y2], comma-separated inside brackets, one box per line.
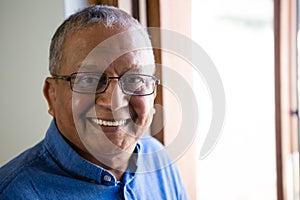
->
[0, 0, 299, 199]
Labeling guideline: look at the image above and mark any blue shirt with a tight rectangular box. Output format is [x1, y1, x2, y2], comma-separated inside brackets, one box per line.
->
[0, 120, 188, 199]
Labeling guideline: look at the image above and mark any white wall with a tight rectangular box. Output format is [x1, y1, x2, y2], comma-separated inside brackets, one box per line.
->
[0, 0, 64, 166]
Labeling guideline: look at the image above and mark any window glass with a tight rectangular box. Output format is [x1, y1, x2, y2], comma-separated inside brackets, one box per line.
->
[192, 0, 276, 199]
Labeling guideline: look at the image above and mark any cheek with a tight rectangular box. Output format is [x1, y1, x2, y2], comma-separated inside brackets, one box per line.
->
[55, 92, 95, 131]
[130, 96, 154, 119]
[55, 93, 72, 120]
[54, 93, 76, 137]
[71, 94, 95, 118]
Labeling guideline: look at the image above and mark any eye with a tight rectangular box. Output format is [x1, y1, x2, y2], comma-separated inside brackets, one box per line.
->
[75, 74, 100, 85]
[124, 75, 144, 84]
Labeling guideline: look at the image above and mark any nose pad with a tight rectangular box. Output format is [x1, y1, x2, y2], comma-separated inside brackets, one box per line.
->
[95, 80, 129, 111]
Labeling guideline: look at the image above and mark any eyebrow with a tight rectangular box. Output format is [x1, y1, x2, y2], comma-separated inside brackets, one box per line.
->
[124, 67, 143, 73]
[75, 64, 110, 74]
[76, 64, 154, 75]
[78, 65, 99, 71]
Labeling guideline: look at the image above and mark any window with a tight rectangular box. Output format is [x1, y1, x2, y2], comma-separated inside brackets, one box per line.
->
[192, 0, 276, 199]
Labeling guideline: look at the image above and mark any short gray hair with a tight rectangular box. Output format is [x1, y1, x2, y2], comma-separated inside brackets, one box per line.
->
[49, 5, 143, 75]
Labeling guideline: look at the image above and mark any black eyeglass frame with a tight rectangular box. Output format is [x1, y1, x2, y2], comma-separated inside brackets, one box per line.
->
[51, 72, 160, 96]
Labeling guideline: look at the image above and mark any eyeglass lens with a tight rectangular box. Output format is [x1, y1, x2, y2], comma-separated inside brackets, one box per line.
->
[70, 73, 156, 95]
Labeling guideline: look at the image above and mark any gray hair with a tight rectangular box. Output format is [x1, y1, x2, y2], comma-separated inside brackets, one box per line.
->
[49, 5, 143, 75]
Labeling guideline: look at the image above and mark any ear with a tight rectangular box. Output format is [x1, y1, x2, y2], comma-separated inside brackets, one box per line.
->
[43, 77, 57, 117]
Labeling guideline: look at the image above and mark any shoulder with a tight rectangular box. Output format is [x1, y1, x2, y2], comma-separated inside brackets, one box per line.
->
[138, 136, 164, 153]
[135, 137, 189, 199]
[137, 136, 176, 173]
[0, 169, 42, 199]
[0, 141, 46, 194]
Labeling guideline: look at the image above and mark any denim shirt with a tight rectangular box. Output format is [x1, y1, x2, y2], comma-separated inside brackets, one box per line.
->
[0, 120, 188, 200]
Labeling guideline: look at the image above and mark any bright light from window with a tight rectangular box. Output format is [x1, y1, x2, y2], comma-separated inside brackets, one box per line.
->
[192, 0, 276, 199]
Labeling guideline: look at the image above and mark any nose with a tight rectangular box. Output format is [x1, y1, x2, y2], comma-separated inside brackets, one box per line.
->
[95, 79, 129, 111]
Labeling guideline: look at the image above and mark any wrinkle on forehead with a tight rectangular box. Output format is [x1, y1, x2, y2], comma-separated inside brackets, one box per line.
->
[81, 28, 153, 67]
[77, 52, 155, 76]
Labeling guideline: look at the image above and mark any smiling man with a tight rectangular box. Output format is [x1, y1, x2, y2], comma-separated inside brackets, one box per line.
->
[0, 5, 188, 200]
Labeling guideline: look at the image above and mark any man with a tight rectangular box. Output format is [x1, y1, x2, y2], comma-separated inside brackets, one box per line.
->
[0, 5, 188, 200]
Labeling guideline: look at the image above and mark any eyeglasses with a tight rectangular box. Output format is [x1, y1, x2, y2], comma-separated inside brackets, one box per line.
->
[52, 72, 160, 96]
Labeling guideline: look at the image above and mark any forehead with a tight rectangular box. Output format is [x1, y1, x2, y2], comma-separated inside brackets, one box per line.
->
[61, 24, 154, 74]
[81, 51, 155, 75]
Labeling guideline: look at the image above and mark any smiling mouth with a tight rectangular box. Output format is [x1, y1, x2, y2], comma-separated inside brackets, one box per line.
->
[91, 118, 128, 127]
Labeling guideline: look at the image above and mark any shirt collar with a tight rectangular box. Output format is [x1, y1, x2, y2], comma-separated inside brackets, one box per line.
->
[44, 119, 139, 186]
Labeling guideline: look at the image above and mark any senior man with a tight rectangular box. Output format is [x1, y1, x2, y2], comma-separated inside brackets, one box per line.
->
[0, 5, 188, 200]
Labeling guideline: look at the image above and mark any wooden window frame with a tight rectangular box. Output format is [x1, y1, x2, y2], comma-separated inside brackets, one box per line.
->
[274, 0, 299, 199]
[88, 0, 118, 7]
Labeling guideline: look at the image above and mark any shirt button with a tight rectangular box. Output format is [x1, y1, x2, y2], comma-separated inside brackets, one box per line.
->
[103, 175, 112, 182]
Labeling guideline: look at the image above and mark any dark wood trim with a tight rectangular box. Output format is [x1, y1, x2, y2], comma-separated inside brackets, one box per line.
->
[131, 0, 140, 21]
[146, 0, 160, 27]
[274, 0, 284, 199]
[89, 0, 118, 7]
[146, 0, 164, 144]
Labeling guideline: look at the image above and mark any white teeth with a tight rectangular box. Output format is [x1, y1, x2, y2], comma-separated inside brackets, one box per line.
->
[91, 118, 126, 126]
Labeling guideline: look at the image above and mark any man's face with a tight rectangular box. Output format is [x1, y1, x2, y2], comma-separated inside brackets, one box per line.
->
[44, 24, 156, 166]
